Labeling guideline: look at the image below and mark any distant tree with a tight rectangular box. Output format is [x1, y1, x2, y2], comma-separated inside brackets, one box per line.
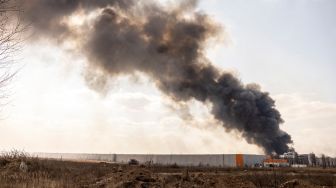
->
[325, 156, 331, 168]
[309, 153, 316, 166]
[0, 0, 25, 101]
[321, 154, 326, 169]
[293, 151, 298, 164]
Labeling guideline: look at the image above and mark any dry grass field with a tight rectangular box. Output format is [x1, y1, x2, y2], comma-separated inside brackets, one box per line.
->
[0, 150, 335, 188]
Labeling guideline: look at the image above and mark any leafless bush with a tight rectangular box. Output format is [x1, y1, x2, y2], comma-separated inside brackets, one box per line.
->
[0, 149, 29, 161]
[0, 0, 26, 104]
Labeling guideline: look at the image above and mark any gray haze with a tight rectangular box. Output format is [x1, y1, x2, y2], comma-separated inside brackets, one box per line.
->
[23, 0, 292, 154]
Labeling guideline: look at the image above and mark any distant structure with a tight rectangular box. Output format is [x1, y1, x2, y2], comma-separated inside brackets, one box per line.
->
[263, 159, 289, 167]
[280, 149, 336, 168]
[35, 153, 266, 167]
[35, 152, 336, 168]
[281, 148, 297, 165]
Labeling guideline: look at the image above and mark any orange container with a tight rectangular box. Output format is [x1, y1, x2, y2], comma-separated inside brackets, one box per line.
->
[236, 154, 244, 167]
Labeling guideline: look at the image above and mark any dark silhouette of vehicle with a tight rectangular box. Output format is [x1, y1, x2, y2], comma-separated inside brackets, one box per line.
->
[128, 159, 139, 165]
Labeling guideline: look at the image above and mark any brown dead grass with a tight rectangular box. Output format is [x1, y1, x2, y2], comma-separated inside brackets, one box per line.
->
[0, 150, 335, 187]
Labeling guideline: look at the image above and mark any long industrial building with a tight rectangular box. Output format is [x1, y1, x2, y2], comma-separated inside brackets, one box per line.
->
[35, 153, 336, 168]
[35, 153, 266, 167]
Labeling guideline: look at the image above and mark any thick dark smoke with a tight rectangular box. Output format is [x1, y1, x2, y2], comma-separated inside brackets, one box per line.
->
[23, 0, 292, 154]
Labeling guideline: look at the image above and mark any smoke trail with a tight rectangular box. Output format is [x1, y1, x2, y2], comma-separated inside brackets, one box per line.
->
[23, 0, 292, 154]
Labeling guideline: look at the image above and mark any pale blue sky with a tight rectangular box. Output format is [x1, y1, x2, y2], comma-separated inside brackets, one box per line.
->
[200, 0, 336, 102]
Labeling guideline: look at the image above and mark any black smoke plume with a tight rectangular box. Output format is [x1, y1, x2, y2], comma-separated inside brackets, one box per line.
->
[23, 0, 292, 154]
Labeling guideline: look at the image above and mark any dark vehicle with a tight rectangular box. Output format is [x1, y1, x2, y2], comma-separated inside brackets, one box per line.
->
[128, 159, 139, 165]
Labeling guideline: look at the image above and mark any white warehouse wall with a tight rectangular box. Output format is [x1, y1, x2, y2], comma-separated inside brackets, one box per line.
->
[34, 153, 266, 167]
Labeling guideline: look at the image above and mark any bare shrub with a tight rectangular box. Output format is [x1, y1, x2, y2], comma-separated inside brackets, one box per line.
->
[0, 0, 27, 105]
[0, 149, 29, 161]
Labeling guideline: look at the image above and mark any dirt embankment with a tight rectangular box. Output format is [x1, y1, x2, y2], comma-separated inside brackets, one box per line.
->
[0, 152, 335, 188]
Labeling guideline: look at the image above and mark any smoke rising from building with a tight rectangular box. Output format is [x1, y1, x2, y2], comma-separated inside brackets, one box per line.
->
[23, 0, 292, 154]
